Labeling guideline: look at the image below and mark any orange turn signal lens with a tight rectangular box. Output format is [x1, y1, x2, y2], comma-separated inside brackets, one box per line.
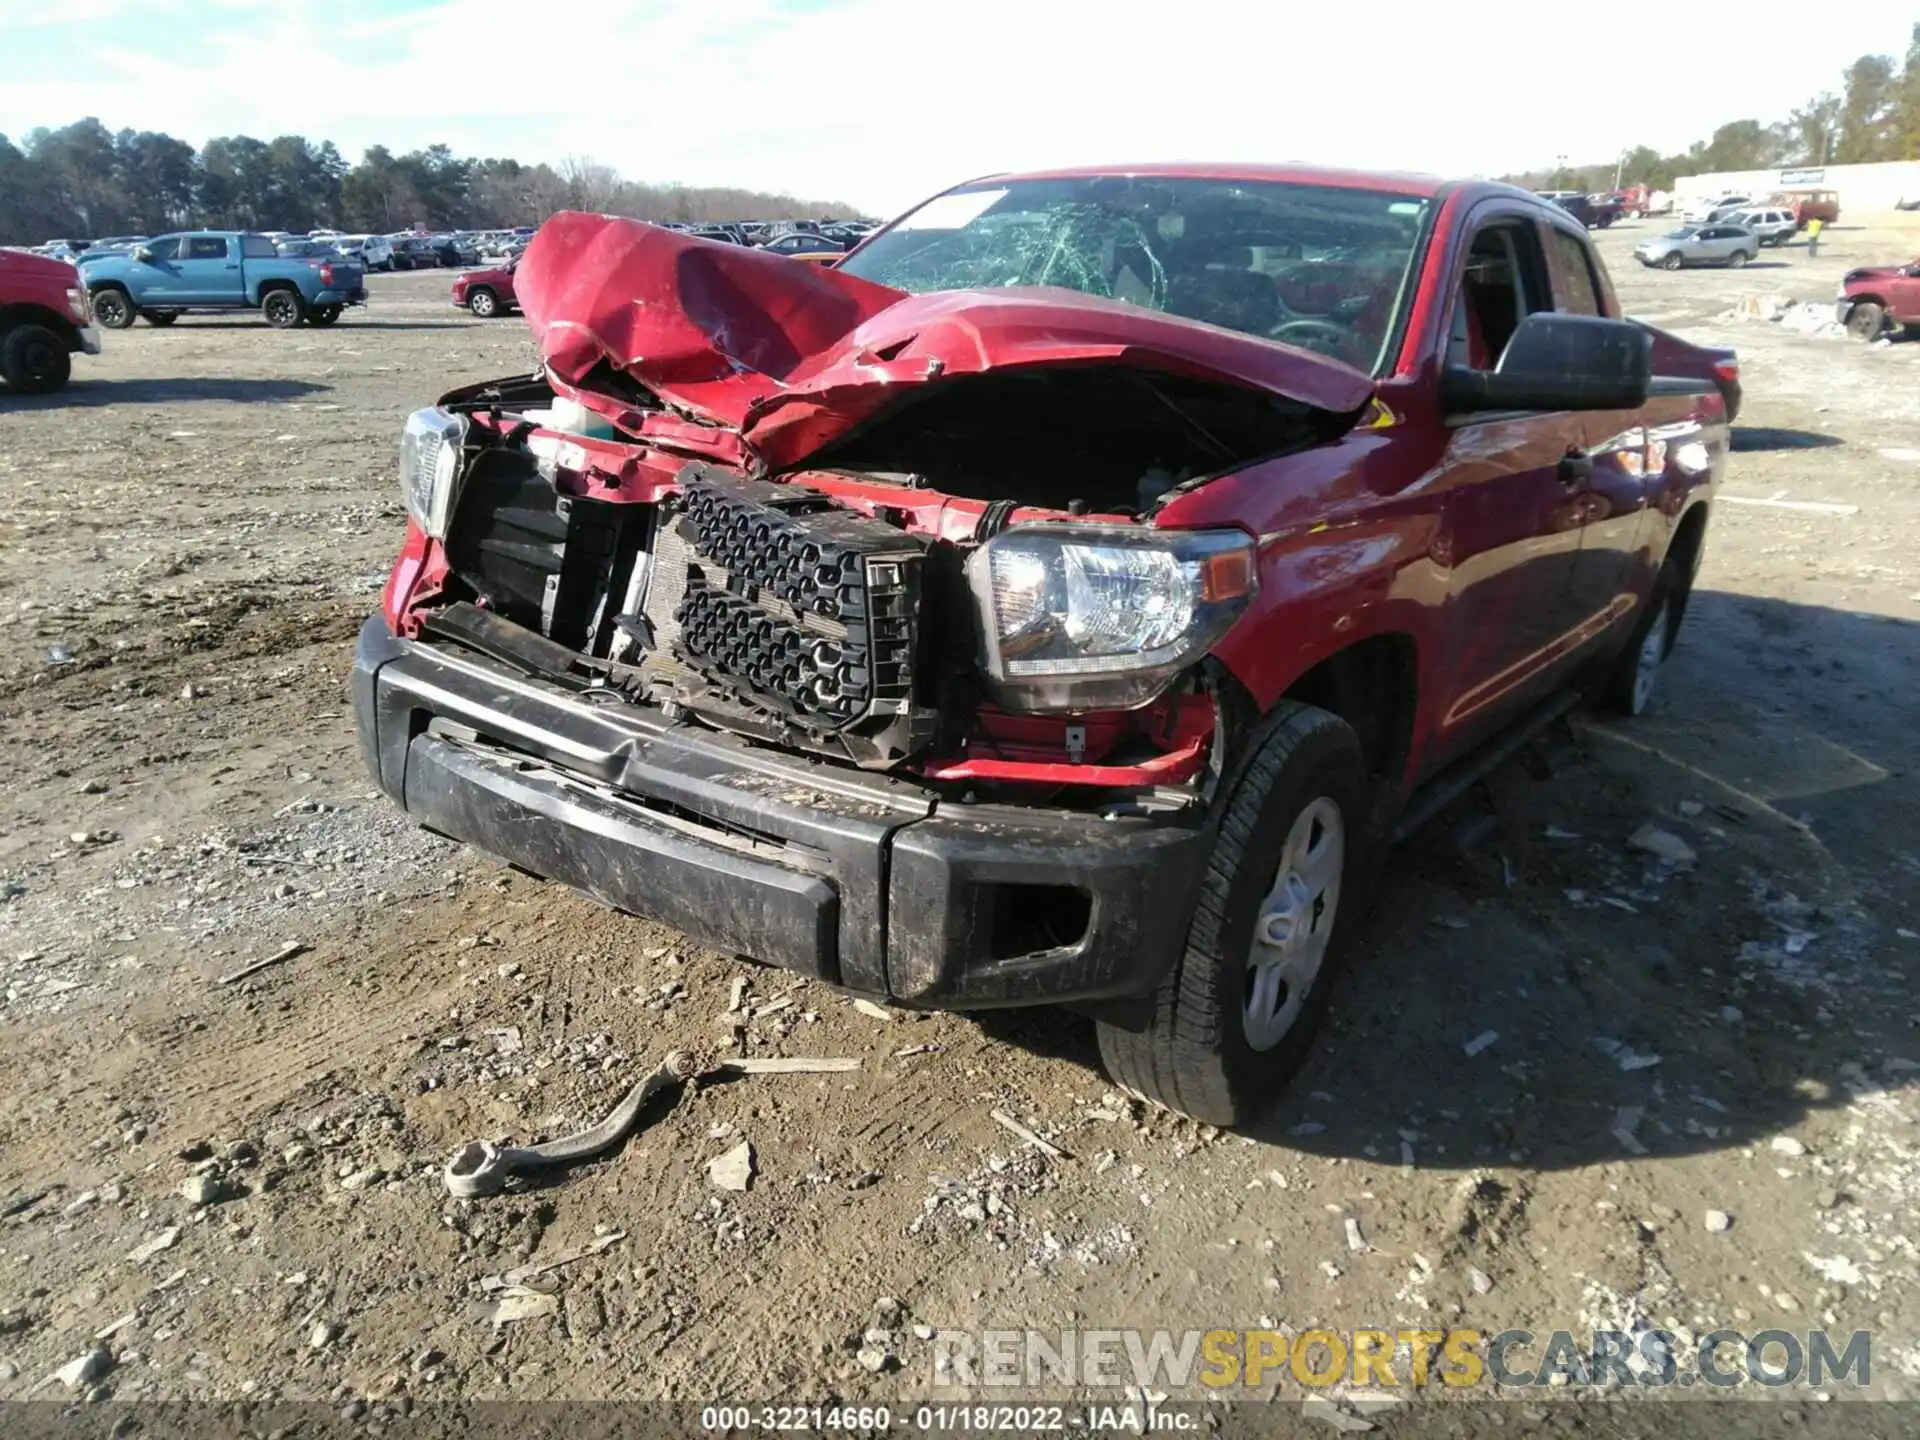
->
[1200, 546, 1256, 603]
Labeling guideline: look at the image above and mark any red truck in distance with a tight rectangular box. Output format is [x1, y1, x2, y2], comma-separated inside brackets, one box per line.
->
[0, 248, 100, 392]
[354, 166, 1735, 1124]
[1836, 258, 1920, 340]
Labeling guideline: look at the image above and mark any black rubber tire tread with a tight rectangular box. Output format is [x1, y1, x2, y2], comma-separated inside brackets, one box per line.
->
[143, 311, 178, 326]
[1597, 563, 1679, 715]
[1, 323, 72, 392]
[261, 286, 304, 328]
[1097, 701, 1368, 1126]
[90, 287, 134, 329]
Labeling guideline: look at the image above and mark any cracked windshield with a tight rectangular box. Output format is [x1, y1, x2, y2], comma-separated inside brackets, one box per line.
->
[838, 175, 1430, 372]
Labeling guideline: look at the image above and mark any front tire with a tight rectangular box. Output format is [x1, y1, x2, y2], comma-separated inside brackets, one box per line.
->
[143, 310, 178, 326]
[261, 288, 304, 328]
[90, 288, 134, 329]
[1660, 252, 1684, 271]
[1727, 249, 1751, 269]
[1, 324, 72, 393]
[1096, 704, 1370, 1125]
[1846, 302, 1887, 341]
[467, 287, 498, 318]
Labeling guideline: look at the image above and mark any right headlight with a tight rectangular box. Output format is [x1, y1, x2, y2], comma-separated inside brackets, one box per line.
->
[967, 523, 1257, 714]
[398, 407, 468, 539]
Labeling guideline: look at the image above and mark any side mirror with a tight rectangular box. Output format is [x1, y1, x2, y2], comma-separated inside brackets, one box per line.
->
[132, 245, 153, 263]
[1442, 313, 1652, 414]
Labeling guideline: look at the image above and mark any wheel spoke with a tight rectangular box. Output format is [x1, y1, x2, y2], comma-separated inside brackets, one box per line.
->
[1247, 961, 1285, 1027]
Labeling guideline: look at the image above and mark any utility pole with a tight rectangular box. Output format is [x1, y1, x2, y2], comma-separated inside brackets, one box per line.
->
[1614, 150, 1626, 191]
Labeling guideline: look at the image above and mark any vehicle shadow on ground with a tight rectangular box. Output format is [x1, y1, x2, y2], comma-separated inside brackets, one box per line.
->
[1730, 427, 1843, 451]
[0, 377, 330, 407]
[978, 594, 1918, 1172]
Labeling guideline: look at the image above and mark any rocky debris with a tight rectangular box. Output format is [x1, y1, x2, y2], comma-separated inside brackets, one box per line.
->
[564, 1288, 606, 1340]
[1461, 1030, 1498, 1057]
[1468, 1267, 1494, 1295]
[55, 1344, 114, 1389]
[1806, 1254, 1864, 1285]
[1628, 824, 1697, 867]
[1611, 1106, 1649, 1156]
[708, 1141, 754, 1192]
[125, 1227, 181, 1264]
[855, 1328, 896, 1372]
[851, 999, 893, 1022]
[1724, 295, 1846, 339]
[1770, 1136, 1807, 1157]
[178, 1172, 234, 1207]
[308, 1320, 342, 1350]
[491, 1288, 559, 1326]
[1705, 1210, 1732, 1233]
[1344, 1217, 1370, 1253]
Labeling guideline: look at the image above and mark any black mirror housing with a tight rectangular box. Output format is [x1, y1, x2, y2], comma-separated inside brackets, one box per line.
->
[1443, 313, 1652, 414]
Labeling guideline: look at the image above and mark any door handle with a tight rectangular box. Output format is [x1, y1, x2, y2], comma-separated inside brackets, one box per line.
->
[1557, 453, 1593, 486]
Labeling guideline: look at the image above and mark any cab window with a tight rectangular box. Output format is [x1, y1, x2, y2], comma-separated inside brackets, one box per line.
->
[1446, 220, 1553, 371]
[1548, 228, 1603, 316]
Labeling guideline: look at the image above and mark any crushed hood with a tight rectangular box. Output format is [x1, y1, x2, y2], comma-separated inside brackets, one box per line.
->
[515, 211, 1375, 471]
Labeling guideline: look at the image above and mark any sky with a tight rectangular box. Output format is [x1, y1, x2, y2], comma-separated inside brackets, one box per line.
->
[4, 0, 1915, 216]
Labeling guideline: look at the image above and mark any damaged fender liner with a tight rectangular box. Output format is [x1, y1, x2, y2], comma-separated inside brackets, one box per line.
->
[354, 617, 1208, 1006]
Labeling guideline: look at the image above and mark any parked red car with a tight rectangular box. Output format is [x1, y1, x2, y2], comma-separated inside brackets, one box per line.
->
[1836, 258, 1920, 340]
[0, 248, 100, 392]
[357, 166, 1734, 1123]
[451, 263, 516, 318]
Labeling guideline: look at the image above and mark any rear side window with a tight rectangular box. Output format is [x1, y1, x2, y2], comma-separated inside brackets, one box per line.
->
[241, 235, 277, 258]
[1548, 228, 1602, 316]
[187, 236, 229, 260]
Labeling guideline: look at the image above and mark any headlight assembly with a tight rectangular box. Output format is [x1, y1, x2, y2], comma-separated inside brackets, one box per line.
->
[398, 407, 468, 539]
[967, 523, 1257, 713]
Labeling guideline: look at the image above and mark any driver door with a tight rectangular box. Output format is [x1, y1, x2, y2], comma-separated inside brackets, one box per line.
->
[1428, 206, 1591, 766]
[173, 235, 239, 302]
[131, 237, 187, 302]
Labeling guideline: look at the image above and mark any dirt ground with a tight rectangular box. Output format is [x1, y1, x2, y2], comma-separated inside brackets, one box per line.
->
[1, 217, 1917, 1427]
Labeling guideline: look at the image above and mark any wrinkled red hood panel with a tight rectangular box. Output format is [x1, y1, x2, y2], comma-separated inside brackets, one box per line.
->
[516, 211, 1374, 471]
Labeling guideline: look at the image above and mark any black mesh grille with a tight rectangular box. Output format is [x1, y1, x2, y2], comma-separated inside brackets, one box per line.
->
[649, 468, 932, 765]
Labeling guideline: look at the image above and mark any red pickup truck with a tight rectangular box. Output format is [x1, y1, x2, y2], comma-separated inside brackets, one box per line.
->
[1837, 259, 1920, 340]
[0, 247, 100, 392]
[354, 166, 1733, 1124]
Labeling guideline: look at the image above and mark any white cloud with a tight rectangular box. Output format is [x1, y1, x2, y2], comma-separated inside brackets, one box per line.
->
[4, 0, 1914, 214]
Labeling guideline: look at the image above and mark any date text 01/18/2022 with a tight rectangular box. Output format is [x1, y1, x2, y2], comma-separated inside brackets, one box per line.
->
[699, 1404, 1197, 1431]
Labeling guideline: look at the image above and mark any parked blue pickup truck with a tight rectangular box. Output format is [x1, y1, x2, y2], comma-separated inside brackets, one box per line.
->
[81, 231, 367, 329]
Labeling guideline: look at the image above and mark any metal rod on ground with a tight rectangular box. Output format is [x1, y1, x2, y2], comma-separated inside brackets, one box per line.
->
[991, 1109, 1070, 1160]
[216, 942, 308, 986]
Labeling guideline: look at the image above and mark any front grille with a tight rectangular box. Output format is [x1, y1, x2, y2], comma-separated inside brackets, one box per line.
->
[640, 467, 933, 767]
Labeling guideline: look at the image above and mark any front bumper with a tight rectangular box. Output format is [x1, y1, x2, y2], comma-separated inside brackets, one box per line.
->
[352, 617, 1207, 1008]
[75, 324, 101, 355]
